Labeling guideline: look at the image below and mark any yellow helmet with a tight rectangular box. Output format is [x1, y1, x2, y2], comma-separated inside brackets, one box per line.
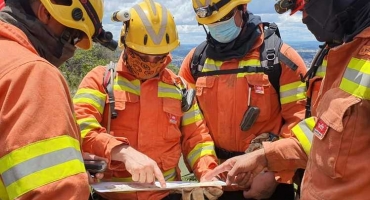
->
[114, 0, 180, 54]
[192, 0, 251, 24]
[40, 0, 104, 49]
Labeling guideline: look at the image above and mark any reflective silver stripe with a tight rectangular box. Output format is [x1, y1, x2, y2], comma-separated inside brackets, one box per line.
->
[203, 62, 220, 72]
[316, 65, 326, 75]
[183, 108, 201, 122]
[74, 93, 105, 109]
[79, 119, 100, 132]
[133, 3, 167, 44]
[280, 87, 306, 98]
[343, 67, 370, 87]
[158, 87, 181, 95]
[164, 171, 176, 181]
[187, 145, 214, 165]
[148, 0, 156, 15]
[116, 79, 140, 94]
[2, 148, 82, 187]
[297, 121, 313, 144]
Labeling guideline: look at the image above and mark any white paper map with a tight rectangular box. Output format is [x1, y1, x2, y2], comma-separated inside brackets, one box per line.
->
[91, 181, 227, 192]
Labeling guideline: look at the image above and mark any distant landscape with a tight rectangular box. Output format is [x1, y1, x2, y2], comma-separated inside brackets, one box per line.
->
[171, 41, 322, 68]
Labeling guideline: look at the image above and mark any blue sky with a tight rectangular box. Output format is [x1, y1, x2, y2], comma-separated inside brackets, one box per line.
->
[102, 0, 316, 44]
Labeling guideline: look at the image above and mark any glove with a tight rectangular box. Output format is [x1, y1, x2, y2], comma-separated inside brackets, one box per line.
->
[173, 187, 223, 200]
[245, 133, 278, 153]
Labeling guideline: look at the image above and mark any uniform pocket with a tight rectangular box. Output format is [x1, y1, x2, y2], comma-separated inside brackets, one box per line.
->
[245, 74, 273, 122]
[195, 76, 216, 117]
[311, 88, 360, 178]
[107, 91, 139, 135]
[162, 98, 183, 141]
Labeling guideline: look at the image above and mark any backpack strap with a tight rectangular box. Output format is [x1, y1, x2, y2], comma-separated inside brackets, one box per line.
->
[173, 76, 196, 112]
[102, 61, 117, 133]
[190, 22, 298, 98]
[191, 41, 208, 79]
[301, 44, 329, 118]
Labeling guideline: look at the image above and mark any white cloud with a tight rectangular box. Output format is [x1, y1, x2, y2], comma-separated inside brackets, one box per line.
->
[102, 0, 316, 44]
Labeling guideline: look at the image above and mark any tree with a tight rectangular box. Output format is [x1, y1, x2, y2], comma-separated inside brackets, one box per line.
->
[60, 44, 118, 95]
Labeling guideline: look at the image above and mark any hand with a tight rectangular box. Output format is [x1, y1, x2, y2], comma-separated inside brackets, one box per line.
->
[82, 152, 107, 184]
[203, 148, 268, 186]
[111, 145, 166, 188]
[173, 187, 223, 200]
[243, 171, 278, 199]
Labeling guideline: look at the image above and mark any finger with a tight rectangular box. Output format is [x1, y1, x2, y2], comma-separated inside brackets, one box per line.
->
[153, 165, 166, 188]
[139, 171, 146, 183]
[131, 170, 139, 182]
[146, 168, 154, 183]
[233, 172, 247, 184]
[203, 160, 234, 181]
[95, 172, 104, 180]
[238, 172, 252, 188]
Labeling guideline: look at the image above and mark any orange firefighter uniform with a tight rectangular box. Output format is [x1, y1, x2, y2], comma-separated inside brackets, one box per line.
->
[179, 24, 307, 183]
[0, 21, 89, 200]
[73, 54, 218, 200]
[263, 27, 370, 199]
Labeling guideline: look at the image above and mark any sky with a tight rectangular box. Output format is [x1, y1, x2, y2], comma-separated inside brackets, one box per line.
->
[102, 0, 316, 45]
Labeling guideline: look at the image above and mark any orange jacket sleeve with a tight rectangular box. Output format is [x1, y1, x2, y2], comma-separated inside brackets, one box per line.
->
[278, 43, 307, 138]
[263, 138, 308, 172]
[0, 61, 89, 200]
[73, 66, 129, 170]
[180, 82, 218, 180]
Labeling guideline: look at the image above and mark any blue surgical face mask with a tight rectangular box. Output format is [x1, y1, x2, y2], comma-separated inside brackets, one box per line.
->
[207, 13, 242, 43]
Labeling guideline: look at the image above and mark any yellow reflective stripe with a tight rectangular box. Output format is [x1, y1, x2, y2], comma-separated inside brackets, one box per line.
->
[182, 103, 203, 126]
[187, 142, 216, 169]
[340, 58, 370, 100]
[110, 168, 176, 182]
[73, 88, 106, 114]
[292, 117, 315, 155]
[203, 59, 223, 72]
[158, 82, 182, 100]
[237, 59, 262, 77]
[0, 136, 84, 199]
[77, 117, 102, 138]
[316, 59, 327, 78]
[0, 179, 8, 200]
[280, 81, 306, 104]
[115, 76, 140, 95]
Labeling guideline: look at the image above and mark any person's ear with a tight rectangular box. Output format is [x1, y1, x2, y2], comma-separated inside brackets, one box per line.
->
[35, 3, 50, 24]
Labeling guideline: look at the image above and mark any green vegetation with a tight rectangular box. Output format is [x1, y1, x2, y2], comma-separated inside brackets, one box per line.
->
[60, 44, 179, 95]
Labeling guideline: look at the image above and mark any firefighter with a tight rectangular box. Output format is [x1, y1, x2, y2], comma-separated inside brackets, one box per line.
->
[0, 0, 111, 199]
[205, 0, 370, 199]
[73, 0, 223, 199]
[179, 0, 308, 199]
